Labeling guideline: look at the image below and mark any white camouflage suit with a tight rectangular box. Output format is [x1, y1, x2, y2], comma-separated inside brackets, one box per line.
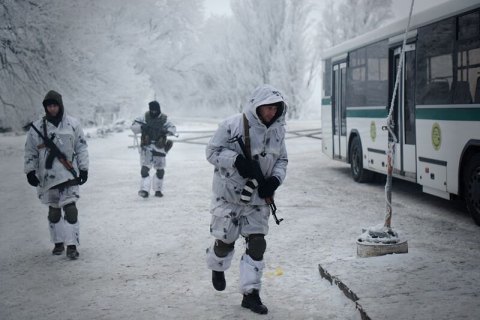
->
[205, 84, 288, 294]
[24, 92, 89, 247]
[131, 113, 176, 193]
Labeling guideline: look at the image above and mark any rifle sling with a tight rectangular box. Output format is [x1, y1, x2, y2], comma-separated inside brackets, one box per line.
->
[242, 113, 252, 160]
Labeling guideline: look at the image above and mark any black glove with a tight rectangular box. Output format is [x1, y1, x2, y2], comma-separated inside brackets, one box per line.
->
[258, 176, 280, 199]
[234, 154, 255, 179]
[26, 171, 40, 187]
[78, 170, 88, 185]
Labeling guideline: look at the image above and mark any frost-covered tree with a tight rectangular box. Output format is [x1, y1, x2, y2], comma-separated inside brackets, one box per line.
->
[319, 0, 393, 48]
[192, 0, 315, 118]
[270, 0, 314, 118]
[131, 0, 204, 112]
[0, 0, 61, 131]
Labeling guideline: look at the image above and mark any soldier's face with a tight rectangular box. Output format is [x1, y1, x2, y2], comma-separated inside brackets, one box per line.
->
[46, 104, 60, 117]
[257, 104, 278, 124]
[149, 109, 160, 118]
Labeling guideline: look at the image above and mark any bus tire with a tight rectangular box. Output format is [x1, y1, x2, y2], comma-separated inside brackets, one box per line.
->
[464, 153, 480, 226]
[350, 136, 373, 183]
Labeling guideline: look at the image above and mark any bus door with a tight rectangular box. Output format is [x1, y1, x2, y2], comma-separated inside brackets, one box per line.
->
[392, 44, 416, 179]
[332, 62, 347, 160]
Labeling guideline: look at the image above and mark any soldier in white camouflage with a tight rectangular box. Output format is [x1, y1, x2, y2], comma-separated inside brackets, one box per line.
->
[205, 85, 288, 314]
[131, 100, 176, 198]
[24, 90, 89, 259]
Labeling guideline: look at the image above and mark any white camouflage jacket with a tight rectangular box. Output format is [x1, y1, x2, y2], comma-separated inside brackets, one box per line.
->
[206, 84, 288, 205]
[24, 114, 89, 193]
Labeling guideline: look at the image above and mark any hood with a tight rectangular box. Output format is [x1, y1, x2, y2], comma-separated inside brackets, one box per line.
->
[244, 84, 287, 128]
[42, 90, 65, 125]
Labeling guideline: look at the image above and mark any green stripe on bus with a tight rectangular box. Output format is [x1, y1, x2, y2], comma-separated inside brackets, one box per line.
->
[346, 109, 388, 118]
[416, 107, 480, 121]
[321, 98, 331, 105]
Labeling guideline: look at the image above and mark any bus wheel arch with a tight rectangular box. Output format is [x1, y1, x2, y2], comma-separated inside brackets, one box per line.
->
[462, 149, 480, 226]
[349, 134, 374, 183]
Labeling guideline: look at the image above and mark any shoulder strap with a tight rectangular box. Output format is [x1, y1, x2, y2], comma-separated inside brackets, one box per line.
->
[242, 113, 252, 160]
[42, 117, 48, 138]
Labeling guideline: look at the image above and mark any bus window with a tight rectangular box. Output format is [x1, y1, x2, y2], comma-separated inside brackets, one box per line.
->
[323, 59, 332, 97]
[347, 40, 388, 107]
[417, 17, 455, 105]
[456, 10, 480, 104]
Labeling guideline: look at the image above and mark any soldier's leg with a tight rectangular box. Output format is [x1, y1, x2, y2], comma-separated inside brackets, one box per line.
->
[139, 148, 152, 196]
[63, 203, 79, 246]
[140, 165, 151, 194]
[59, 185, 80, 247]
[239, 205, 270, 294]
[48, 205, 65, 244]
[152, 156, 166, 195]
[44, 188, 64, 242]
[58, 185, 81, 259]
[206, 202, 242, 291]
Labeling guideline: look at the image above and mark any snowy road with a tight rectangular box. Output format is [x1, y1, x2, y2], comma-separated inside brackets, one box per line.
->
[1, 118, 479, 320]
[0, 119, 357, 320]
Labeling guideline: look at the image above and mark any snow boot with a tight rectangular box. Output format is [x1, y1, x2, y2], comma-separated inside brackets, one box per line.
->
[66, 245, 79, 260]
[52, 242, 65, 255]
[138, 190, 149, 198]
[212, 271, 226, 291]
[241, 289, 268, 314]
[154, 191, 163, 198]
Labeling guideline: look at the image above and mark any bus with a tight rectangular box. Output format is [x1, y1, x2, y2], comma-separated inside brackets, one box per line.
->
[321, 0, 480, 225]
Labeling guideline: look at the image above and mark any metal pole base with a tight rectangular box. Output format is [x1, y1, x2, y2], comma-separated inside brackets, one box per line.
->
[357, 239, 408, 258]
[356, 227, 408, 257]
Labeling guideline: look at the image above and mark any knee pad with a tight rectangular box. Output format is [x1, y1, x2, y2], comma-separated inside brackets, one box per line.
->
[141, 166, 150, 178]
[48, 206, 62, 223]
[63, 203, 78, 224]
[246, 234, 266, 261]
[156, 169, 165, 179]
[214, 240, 235, 258]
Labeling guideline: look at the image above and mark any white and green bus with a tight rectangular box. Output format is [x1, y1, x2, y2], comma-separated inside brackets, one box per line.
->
[321, 0, 480, 225]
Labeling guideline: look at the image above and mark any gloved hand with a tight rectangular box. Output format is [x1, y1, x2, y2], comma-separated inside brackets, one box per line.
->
[78, 170, 88, 185]
[258, 176, 280, 199]
[234, 154, 255, 179]
[26, 171, 40, 187]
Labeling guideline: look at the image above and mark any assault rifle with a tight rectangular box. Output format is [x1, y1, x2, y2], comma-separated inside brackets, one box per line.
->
[26, 122, 78, 179]
[134, 120, 175, 136]
[228, 134, 284, 225]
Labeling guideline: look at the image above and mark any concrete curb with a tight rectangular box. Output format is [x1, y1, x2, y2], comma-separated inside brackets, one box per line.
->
[318, 264, 371, 320]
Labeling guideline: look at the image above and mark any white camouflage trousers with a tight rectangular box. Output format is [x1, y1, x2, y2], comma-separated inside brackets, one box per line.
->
[139, 145, 166, 192]
[42, 185, 80, 246]
[206, 200, 270, 294]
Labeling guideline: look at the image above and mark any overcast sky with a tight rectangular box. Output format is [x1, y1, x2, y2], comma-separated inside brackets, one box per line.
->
[204, 0, 452, 19]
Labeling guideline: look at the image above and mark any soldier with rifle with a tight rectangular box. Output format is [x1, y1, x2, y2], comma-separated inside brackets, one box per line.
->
[130, 100, 176, 198]
[205, 84, 288, 315]
[24, 90, 89, 259]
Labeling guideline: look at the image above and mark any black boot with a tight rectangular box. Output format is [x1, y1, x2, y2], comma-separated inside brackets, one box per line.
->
[241, 289, 268, 314]
[212, 271, 226, 291]
[66, 245, 79, 260]
[138, 190, 149, 198]
[154, 191, 163, 198]
[52, 242, 64, 255]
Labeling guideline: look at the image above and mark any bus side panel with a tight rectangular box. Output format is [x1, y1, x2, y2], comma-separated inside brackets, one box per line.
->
[416, 115, 480, 196]
[322, 101, 333, 158]
[347, 115, 389, 174]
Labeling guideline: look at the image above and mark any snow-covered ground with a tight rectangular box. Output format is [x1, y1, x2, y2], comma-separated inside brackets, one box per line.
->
[1, 118, 479, 320]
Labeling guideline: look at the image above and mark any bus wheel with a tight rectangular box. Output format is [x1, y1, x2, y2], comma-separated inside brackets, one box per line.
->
[350, 136, 373, 183]
[464, 154, 480, 226]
